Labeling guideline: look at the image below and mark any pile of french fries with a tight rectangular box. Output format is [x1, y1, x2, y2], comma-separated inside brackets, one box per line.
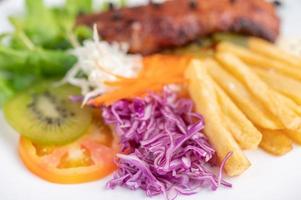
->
[185, 37, 301, 176]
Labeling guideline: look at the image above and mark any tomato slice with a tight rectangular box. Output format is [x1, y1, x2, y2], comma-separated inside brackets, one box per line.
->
[19, 122, 119, 184]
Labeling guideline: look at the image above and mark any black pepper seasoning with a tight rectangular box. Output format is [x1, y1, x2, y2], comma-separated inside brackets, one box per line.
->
[189, 0, 198, 10]
[108, 2, 115, 11]
[111, 12, 122, 21]
[272, 0, 282, 7]
[149, 0, 161, 9]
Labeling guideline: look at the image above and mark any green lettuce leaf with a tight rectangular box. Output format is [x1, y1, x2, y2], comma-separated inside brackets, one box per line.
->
[0, 45, 76, 77]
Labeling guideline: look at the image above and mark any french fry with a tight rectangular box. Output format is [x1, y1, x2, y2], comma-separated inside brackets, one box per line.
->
[285, 130, 301, 145]
[268, 93, 301, 145]
[248, 37, 301, 68]
[217, 42, 301, 81]
[275, 92, 301, 116]
[205, 58, 283, 130]
[186, 59, 250, 176]
[255, 68, 301, 105]
[277, 93, 301, 144]
[214, 81, 262, 150]
[259, 129, 293, 156]
[216, 52, 301, 131]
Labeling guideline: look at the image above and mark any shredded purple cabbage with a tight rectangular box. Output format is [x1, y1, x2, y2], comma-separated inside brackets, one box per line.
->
[102, 91, 231, 199]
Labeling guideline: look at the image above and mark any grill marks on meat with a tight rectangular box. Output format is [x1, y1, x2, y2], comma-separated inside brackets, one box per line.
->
[77, 0, 280, 55]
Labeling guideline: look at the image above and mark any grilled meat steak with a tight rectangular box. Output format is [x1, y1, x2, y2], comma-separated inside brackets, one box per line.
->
[77, 0, 280, 55]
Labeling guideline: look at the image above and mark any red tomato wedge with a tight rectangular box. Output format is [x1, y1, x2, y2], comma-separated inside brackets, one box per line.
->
[19, 121, 118, 184]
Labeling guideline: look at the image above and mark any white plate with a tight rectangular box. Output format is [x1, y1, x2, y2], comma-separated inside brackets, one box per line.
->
[1, 0, 301, 200]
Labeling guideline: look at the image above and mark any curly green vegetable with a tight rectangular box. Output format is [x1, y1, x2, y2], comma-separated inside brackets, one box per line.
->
[0, 0, 130, 106]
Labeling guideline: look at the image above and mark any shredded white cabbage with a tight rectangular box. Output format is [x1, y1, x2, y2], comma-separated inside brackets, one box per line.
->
[63, 25, 142, 104]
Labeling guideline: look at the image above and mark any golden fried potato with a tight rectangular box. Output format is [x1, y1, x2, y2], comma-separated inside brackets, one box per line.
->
[259, 129, 293, 156]
[214, 81, 262, 150]
[186, 59, 250, 176]
[277, 94, 301, 145]
[205, 58, 282, 130]
[263, 92, 301, 145]
[255, 68, 301, 105]
[249, 37, 301, 68]
[216, 52, 301, 131]
[217, 42, 301, 81]
[273, 92, 301, 116]
[285, 130, 301, 145]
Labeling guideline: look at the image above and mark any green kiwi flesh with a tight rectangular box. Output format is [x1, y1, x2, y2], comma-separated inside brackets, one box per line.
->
[4, 82, 92, 145]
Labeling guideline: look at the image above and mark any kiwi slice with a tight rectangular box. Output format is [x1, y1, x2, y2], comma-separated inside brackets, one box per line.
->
[4, 81, 92, 145]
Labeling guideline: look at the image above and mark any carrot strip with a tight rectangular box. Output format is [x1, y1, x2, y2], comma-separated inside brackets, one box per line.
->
[90, 54, 192, 106]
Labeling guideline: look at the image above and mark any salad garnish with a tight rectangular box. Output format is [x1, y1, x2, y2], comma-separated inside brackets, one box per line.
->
[103, 89, 231, 199]
[0, 0, 94, 105]
[89, 54, 191, 106]
[0, 0, 128, 106]
[63, 26, 142, 105]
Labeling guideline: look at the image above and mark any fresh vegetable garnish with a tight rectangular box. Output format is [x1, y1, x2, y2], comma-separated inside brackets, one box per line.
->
[9, 0, 92, 50]
[0, 0, 94, 105]
[63, 26, 142, 105]
[18, 117, 118, 184]
[4, 81, 92, 145]
[103, 90, 231, 199]
[89, 54, 191, 106]
[0, 45, 77, 76]
[0, 76, 14, 106]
